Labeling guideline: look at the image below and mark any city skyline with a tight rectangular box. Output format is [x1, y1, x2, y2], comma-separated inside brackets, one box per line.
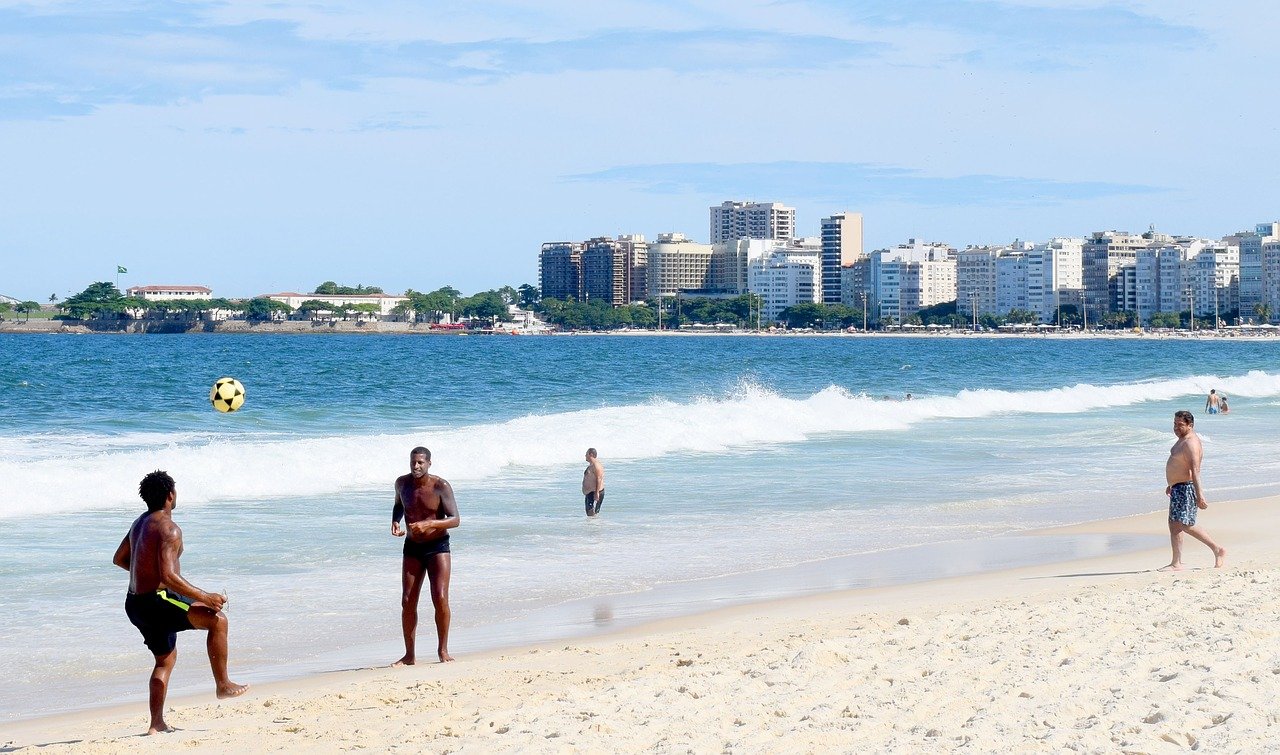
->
[2, 1, 1278, 300]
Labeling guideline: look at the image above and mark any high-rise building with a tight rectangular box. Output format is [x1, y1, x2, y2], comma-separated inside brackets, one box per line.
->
[957, 247, 1001, 318]
[581, 237, 630, 307]
[618, 235, 649, 303]
[1027, 238, 1084, 324]
[1225, 222, 1278, 320]
[646, 233, 714, 297]
[538, 242, 583, 301]
[872, 239, 956, 323]
[820, 212, 863, 304]
[748, 249, 821, 322]
[710, 238, 774, 294]
[1083, 231, 1149, 314]
[710, 201, 796, 244]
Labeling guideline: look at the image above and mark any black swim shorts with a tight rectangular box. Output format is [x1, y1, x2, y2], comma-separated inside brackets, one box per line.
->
[403, 534, 450, 561]
[585, 491, 604, 516]
[125, 589, 196, 655]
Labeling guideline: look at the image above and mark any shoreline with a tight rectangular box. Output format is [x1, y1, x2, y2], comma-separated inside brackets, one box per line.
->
[7, 494, 1276, 750]
[2, 320, 1277, 339]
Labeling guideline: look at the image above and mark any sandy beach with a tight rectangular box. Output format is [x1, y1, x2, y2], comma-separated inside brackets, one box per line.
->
[6, 494, 1278, 753]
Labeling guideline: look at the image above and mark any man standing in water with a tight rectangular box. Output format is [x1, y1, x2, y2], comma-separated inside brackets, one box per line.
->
[1160, 410, 1227, 571]
[112, 470, 248, 735]
[391, 446, 459, 664]
[583, 447, 605, 517]
[1205, 389, 1222, 414]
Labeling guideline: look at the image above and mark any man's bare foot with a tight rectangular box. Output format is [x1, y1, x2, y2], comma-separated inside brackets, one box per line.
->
[146, 723, 177, 735]
[438, 651, 454, 663]
[216, 682, 249, 699]
[1215, 547, 1227, 568]
[392, 654, 415, 667]
[1157, 563, 1184, 572]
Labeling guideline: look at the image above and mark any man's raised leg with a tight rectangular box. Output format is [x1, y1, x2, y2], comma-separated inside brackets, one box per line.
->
[187, 605, 249, 698]
[1183, 524, 1227, 567]
[147, 649, 178, 734]
[394, 556, 426, 666]
[426, 553, 453, 662]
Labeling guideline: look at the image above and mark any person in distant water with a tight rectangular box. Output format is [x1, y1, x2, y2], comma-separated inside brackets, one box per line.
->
[1220, 395, 1230, 414]
[112, 470, 248, 735]
[1159, 411, 1226, 572]
[391, 446, 460, 665]
[1205, 389, 1221, 414]
[583, 448, 605, 517]
[905, 393, 913, 401]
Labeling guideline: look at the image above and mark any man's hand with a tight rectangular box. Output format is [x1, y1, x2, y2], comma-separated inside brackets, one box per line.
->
[408, 521, 437, 539]
[203, 592, 227, 611]
[1165, 485, 1172, 496]
[1198, 498, 1209, 510]
[392, 521, 405, 537]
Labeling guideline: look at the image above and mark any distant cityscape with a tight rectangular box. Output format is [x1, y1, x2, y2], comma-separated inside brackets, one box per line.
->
[537, 201, 1280, 327]
[7, 202, 1279, 331]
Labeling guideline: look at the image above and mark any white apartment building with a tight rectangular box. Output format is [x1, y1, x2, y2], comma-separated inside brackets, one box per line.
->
[646, 233, 714, 297]
[1263, 239, 1280, 322]
[748, 250, 821, 322]
[820, 212, 864, 305]
[1083, 231, 1149, 313]
[995, 253, 1029, 315]
[957, 247, 1000, 317]
[1226, 222, 1278, 320]
[1027, 238, 1084, 323]
[872, 240, 956, 323]
[1189, 243, 1240, 320]
[710, 201, 796, 244]
[126, 285, 213, 301]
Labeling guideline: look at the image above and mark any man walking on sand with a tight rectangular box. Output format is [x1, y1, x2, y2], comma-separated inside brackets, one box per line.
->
[583, 447, 605, 517]
[1160, 410, 1226, 571]
[112, 470, 248, 735]
[391, 446, 460, 665]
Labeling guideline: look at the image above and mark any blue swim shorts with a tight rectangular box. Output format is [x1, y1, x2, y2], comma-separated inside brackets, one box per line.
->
[1169, 482, 1197, 526]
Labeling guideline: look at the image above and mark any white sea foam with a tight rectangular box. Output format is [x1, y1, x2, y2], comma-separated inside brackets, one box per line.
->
[3, 370, 1278, 518]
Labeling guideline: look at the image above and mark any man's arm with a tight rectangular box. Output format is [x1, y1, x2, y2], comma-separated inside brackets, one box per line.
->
[1190, 440, 1208, 508]
[391, 481, 405, 537]
[112, 533, 131, 571]
[593, 461, 605, 496]
[157, 524, 224, 610]
[415, 480, 460, 533]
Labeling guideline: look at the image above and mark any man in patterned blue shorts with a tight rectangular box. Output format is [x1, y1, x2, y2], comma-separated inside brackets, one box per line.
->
[1159, 410, 1226, 571]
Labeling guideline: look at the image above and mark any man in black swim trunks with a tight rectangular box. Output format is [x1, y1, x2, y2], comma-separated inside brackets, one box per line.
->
[112, 470, 248, 735]
[391, 446, 460, 665]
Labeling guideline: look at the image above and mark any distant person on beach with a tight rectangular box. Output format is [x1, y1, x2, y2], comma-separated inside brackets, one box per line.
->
[391, 446, 460, 665]
[583, 448, 605, 517]
[1159, 410, 1226, 572]
[1205, 389, 1221, 414]
[112, 470, 248, 735]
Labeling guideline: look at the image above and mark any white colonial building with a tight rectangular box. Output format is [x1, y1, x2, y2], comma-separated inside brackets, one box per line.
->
[262, 292, 408, 317]
[126, 285, 213, 301]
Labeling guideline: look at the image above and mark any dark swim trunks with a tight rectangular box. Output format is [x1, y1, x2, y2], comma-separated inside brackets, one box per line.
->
[585, 491, 604, 516]
[1169, 481, 1198, 526]
[403, 534, 450, 561]
[125, 588, 196, 655]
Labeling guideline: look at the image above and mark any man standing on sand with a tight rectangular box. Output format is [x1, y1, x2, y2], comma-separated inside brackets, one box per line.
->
[391, 446, 459, 665]
[583, 447, 605, 517]
[1205, 389, 1222, 414]
[112, 470, 248, 735]
[1160, 410, 1227, 572]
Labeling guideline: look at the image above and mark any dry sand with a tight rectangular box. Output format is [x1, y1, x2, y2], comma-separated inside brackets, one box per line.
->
[6, 496, 1280, 752]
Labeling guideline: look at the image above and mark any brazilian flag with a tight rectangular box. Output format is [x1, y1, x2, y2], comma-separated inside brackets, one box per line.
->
[117, 265, 127, 274]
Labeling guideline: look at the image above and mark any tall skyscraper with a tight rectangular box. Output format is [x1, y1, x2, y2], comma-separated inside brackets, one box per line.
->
[709, 201, 796, 244]
[820, 212, 863, 305]
[538, 242, 583, 301]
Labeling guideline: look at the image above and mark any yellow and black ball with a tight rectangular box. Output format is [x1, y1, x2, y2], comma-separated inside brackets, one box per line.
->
[210, 377, 246, 413]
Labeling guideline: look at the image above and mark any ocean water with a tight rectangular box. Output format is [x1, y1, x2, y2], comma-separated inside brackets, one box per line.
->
[1, 333, 1277, 720]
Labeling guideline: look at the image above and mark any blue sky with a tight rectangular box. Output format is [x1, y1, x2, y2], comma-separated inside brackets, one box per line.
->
[1, 0, 1277, 299]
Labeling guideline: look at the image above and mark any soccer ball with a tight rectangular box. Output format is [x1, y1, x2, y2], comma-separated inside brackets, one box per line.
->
[210, 377, 245, 413]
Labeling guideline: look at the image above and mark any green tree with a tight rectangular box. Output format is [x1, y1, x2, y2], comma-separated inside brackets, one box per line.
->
[350, 302, 380, 320]
[517, 283, 541, 308]
[1004, 308, 1040, 325]
[0, 301, 11, 320]
[62, 282, 126, 319]
[1254, 302, 1272, 324]
[298, 299, 331, 317]
[245, 297, 292, 322]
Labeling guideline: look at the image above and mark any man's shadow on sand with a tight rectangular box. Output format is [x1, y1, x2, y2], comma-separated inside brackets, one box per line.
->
[1025, 569, 1160, 579]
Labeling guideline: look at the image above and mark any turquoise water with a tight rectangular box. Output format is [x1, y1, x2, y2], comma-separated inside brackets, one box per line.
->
[2, 333, 1278, 719]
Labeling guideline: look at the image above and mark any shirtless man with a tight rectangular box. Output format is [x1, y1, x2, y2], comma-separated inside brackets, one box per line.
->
[112, 470, 248, 735]
[1205, 389, 1222, 415]
[583, 447, 605, 517]
[391, 446, 459, 664]
[1160, 410, 1227, 571]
